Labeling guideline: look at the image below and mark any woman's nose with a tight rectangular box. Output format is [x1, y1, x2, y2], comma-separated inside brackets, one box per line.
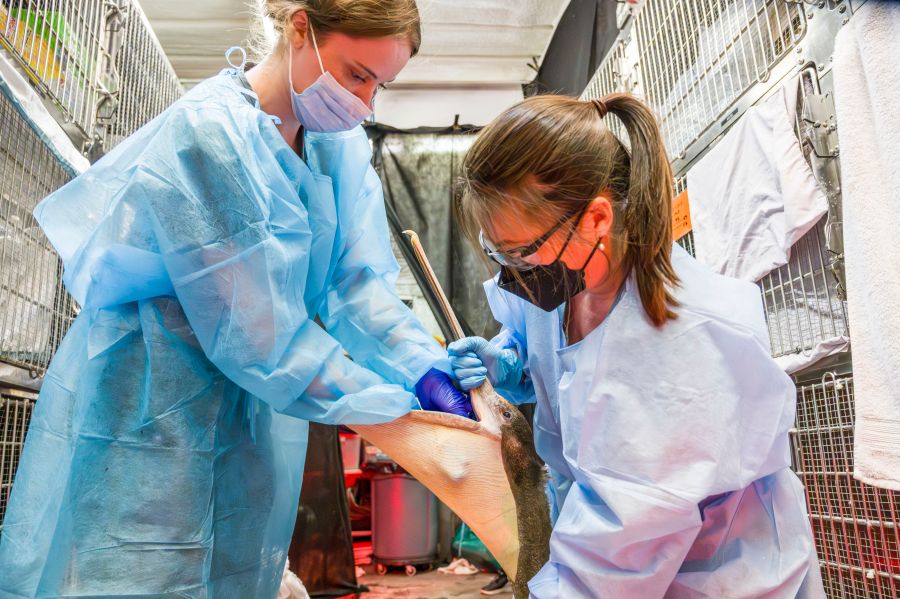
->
[355, 83, 377, 109]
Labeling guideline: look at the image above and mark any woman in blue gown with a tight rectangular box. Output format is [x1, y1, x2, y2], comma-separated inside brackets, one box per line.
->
[0, 1, 469, 596]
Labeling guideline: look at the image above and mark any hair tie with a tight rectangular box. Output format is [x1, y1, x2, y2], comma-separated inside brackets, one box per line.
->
[591, 98, 609, 119]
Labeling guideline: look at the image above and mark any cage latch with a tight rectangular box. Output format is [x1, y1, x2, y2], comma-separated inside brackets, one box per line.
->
[88, 0, 130, 161]
[800, 87, 846, 299]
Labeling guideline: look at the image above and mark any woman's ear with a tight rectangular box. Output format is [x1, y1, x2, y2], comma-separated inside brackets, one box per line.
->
[290, 10, 309, 49]
[581, 194, 614, 240]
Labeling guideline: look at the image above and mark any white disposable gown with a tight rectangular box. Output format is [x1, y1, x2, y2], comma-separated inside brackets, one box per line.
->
[0, 69, 446, 597]
[484, 245, 825, 598]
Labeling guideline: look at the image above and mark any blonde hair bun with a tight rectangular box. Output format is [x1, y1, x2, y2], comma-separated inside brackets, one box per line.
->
[251, 0, 421, 59]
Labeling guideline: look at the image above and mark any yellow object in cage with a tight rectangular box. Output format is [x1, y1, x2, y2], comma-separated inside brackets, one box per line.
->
[0, 6, 65, 82]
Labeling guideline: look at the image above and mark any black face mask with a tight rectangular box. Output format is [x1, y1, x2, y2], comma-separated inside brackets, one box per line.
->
[497, 235, 604, 312]
[498, 261, 584, 312]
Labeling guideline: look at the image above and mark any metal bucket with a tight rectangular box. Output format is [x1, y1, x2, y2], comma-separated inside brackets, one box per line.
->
[372, 473, 438, 564]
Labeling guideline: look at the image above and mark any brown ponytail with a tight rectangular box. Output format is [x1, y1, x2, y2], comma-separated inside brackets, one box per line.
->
[603, 93, 679, 325]
[460, 93, 679, 327]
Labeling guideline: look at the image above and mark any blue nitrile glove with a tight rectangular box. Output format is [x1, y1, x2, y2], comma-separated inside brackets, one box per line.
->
[447, 336, 524, 392]
[415, 368, 474, 419]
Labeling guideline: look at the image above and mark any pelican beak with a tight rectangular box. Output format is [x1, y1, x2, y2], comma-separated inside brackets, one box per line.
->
[469, 382, 513, 438]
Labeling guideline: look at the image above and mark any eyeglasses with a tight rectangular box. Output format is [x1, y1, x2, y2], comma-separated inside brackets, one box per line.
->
[479, 207, 585, 271]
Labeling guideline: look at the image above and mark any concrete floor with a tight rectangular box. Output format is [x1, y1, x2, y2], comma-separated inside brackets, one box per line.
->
[357, 565, 507, 598]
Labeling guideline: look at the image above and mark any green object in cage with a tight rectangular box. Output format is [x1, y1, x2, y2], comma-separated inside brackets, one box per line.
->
[7, 8, 92, 90]
[10, 9, 72, 56]
[10, 9, 89, 70]
[452, 523, 501, 572]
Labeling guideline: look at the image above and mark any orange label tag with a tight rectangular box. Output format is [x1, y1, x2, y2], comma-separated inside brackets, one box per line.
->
[672, 190, 692, 241]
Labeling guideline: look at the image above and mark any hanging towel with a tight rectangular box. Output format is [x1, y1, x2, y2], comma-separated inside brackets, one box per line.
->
[687, 78, 828, 282]
[775, 335, 850, 376]
[833, 1, 900, 492]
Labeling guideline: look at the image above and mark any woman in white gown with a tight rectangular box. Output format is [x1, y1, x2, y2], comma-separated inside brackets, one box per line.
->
[449, 94, 825, 598]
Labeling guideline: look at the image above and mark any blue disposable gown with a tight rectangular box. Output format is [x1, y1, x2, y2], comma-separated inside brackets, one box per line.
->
[483, 245, 825, 598]
[0, 70, 446, 598]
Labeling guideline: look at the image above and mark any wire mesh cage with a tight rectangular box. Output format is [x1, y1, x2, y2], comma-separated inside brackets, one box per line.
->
[582, 37, 628, 103]
[791, 375, 900, 598]
[0, 0, 105, 142]
[0, 89, 74, 375]
[581, 37, 631, 142]
[0, 390, 36, 534]
[759, 219, 848, 359]
[677, 230, 696, 257]
[634, 0, 806, 161]
[102, 2, 181, 150]
[583, 2, 845, 362]
[582, 0, 807, 164]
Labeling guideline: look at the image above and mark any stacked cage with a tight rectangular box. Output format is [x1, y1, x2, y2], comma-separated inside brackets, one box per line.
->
[0, 0, 104, 145]
[581, 1, 897, 596]
[0, 0, 182, 534]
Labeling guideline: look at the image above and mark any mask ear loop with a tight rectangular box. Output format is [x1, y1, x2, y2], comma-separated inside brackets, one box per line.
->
[579, 233, 607, 272]
[562, 231, 612, 333]
[545, 205, 590, 311]
[287, 21, 326, 96]
[308, 22, 326, 75]
[553, 204, 591, 263]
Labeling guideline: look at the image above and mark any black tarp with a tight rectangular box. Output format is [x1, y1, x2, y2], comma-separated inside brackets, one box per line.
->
[525, 0, 620, 97]
[289, 423, 364, 598]
[369, 126, 501, 342]
[368, 127, 537, 563]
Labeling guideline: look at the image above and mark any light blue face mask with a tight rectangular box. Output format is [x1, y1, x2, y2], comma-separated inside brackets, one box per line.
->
[289, 24, 373, 132]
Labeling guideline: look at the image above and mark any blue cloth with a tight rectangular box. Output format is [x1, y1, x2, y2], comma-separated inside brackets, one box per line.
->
[482, 245, 824, 598]
[0, 70, 446, 598]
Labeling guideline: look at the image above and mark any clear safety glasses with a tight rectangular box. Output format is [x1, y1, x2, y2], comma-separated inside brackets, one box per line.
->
[479, 206, 585, 271]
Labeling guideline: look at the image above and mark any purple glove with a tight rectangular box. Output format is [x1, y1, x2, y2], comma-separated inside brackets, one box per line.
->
[415, 368, 474, 419]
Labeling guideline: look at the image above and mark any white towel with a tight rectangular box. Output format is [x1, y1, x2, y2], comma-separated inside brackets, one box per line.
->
[774, 335, 850, 376]
[834, 1, 900, 492]
[687, 78, 828, 282]
[278, 560, 311, 599]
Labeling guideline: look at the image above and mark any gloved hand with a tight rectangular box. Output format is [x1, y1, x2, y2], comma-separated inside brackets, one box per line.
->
[415, 368, 474, 419]
[447, 336, 524, 392]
